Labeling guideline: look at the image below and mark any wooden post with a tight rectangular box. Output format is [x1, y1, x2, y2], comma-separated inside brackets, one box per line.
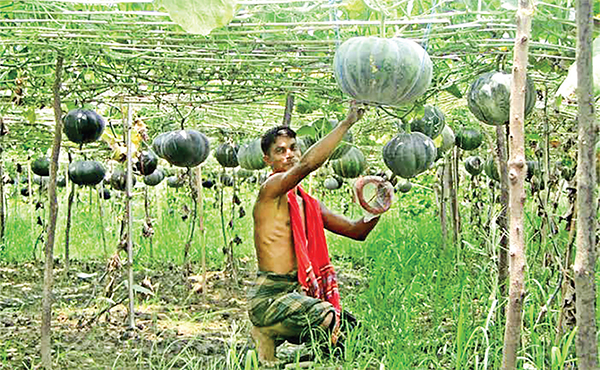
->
[124, 104, 135, 330]
[282, 93, 294, 127]
[64, 183, 75, 273]
[448, 148, 460, 243]
[500, 0, 531, 368]
[41, 54, 64, 370]
[196, 166, 206, 300]
[97, 182, 108, 259]
[573, 0, 598, 367]
[496, 125, 509, 296]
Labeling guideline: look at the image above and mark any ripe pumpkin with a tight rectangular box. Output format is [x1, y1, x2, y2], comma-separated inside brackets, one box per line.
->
[323, 177, 341, 190]
[110, 168, 136, 191]
[63, 109, 105, 144]
[214, 142, 239, 168]
[153, 130, 210, 168]
[331, 146, 366, 179]
[237, 138, 266, 170]
[143, 168, 165, 186]
[467, 71, 536, 126]
[383, 132, 437, 179]
[31, 157, 50, 177]
[68, 160, 106, 186]
[333, 37, 433, 106]
[410, 105, 445, 139]
[135, 150, 158, 176]
[464, 156, 484, 176]
[483, 156, 500, 182]
[455, 128, 484, 151]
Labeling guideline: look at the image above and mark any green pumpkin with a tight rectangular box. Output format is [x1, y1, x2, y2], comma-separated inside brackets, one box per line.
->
[323, 177, 341, 190]
[396, 181, 412, 193]
[464, 156, 484, 176]
[57, 175, 66, 188]
[237, 138, 266, 170]
[455, 128, 484, 151]
[410, 105, 446, 139]
[110, 168, 136, 191]
[483, 156, 501, 182]
[68, 160, 106, 186]
[63, 109, 105, 144]
[135, 150, 158, 176]
[31, 157, 50, 177]
[467, 71, 536, 126]
[435, 125, 455, 153]
[331, 146, 366, 179]
[214, 142, 239, 168]
[143, 168, 165, 186]
[333, 37, 433, 106]
[383, 132, 437, 179]
[166, 175, 185, 188]
[153, 130, 210, 168]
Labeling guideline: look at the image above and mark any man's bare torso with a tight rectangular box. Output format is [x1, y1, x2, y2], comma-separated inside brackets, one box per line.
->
[253, 187, 306, 274]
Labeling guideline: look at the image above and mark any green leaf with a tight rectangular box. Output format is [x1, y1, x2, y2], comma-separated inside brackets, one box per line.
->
[158, 0, 237, 36]
[445, 84, 462, 99]
[296, 125, 317, 137]
[25, 108, 36, 124]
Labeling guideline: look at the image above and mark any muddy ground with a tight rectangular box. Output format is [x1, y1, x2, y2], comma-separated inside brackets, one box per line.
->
[0, 257, 368, 369]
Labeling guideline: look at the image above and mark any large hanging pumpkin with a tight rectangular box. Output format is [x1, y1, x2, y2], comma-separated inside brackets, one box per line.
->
[214, 142, 239, 168]
[153, 129, 210, 168]
[237, 138, 266, 170]
[467, 71, 536, 126]
[63, 109, 106, 144]
[383, 132, 437, 179]
[68, 160, 106, 186]
[333, 37, 433, 106]
[331, 146, 366, 179]
[410, 105, 446, 139]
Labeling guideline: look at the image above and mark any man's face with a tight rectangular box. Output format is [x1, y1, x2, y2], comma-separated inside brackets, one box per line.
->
[264, 135, 301, 173]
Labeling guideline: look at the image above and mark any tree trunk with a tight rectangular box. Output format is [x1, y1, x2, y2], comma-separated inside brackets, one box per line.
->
[500, 1, 531, 369]
[282, 93, 294, 127]
[573, 0, 598, 367]
[496, 125, 509, 296]
[124, 104, 135, 330]
[41, 54, 64, 370]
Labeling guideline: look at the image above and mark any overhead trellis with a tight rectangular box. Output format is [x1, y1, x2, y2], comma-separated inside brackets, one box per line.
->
[0, 0, 597, 154]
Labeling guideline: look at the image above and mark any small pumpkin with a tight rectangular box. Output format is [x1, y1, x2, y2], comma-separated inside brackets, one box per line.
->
[57, 175, 66, 188]
[31, 157, 50, 177]
[135, 150, 158, 176]
[202, 179, 215, 189]
[333, 36, 433, 106]
[331, 146, 366, 179]
[237, 138, 266, 170]
[467, 71, 536, 126]
[383, 132, 437, 179]
[396, 181, 412, 193]
[323, 177, 341, 190]
[483, 156, 500, 182]
[464, 156, 484, 176]
[143, 168, 165, 186]
[154, 130, 211, 168]
[410, 105, 445, 139]
[110, 168, 137, 191]
[166, 175, 185, 188]
[63, 109, 105, 144]
[68, 160, 106, 186]
[214, 142, 240, 168]
[455, 128, 484, 151]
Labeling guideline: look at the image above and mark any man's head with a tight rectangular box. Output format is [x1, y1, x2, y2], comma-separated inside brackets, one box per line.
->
[261, 125, 301, 173]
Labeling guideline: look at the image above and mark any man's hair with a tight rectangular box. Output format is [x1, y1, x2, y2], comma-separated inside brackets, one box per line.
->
[260, 125, 297, 155]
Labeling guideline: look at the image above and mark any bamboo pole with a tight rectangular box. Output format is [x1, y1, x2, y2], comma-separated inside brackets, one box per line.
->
[500, 0, 531, 368]
[573, 0, 597, 367]
[124, 103, 135, 330]
[41, 54, 64, 370]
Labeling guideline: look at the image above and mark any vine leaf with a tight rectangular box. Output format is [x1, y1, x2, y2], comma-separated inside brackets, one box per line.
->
[157, 0, 237, 36]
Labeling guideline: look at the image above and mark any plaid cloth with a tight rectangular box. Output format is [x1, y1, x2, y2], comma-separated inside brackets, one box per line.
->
[248, 270, 335, 340]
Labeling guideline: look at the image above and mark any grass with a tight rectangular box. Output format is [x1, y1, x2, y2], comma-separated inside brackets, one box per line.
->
[0, 176, 596, 369]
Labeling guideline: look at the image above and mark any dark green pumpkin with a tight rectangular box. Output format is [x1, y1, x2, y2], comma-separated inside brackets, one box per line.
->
[331, 146, 366, 179]
[383, 132, 437, 179]
[237, 138, 266, 170]
[455, 128, 484, 151]
[483, 156, 500, 182]
[202, 179, 215, 189]
[467, 71, 536, 126]
[101, 187, 111, 200]
[68, 160, 106, 186]
[57, 175, 66, 188]
[154, 130, 210, 168]
[111, 168, 136, 191]
[464, 156, 484, 176]
[396, 181, 412, 193]
[135, 150, 158, 176]
[214, 142, 239, 168]
[410, 105, 446, 139]
[63, 109, 105, 144]
[31, 157, 50, 177]
[143, 168, 165, 186]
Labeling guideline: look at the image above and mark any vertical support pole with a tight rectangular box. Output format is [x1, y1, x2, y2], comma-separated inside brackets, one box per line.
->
[125, 103, 135, 330]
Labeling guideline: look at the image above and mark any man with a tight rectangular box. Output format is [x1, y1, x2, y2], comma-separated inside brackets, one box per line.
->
[248, 101, 386, 365]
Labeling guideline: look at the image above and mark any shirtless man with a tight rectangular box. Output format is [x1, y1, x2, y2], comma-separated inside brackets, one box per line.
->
[248, 101, 384, 364]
